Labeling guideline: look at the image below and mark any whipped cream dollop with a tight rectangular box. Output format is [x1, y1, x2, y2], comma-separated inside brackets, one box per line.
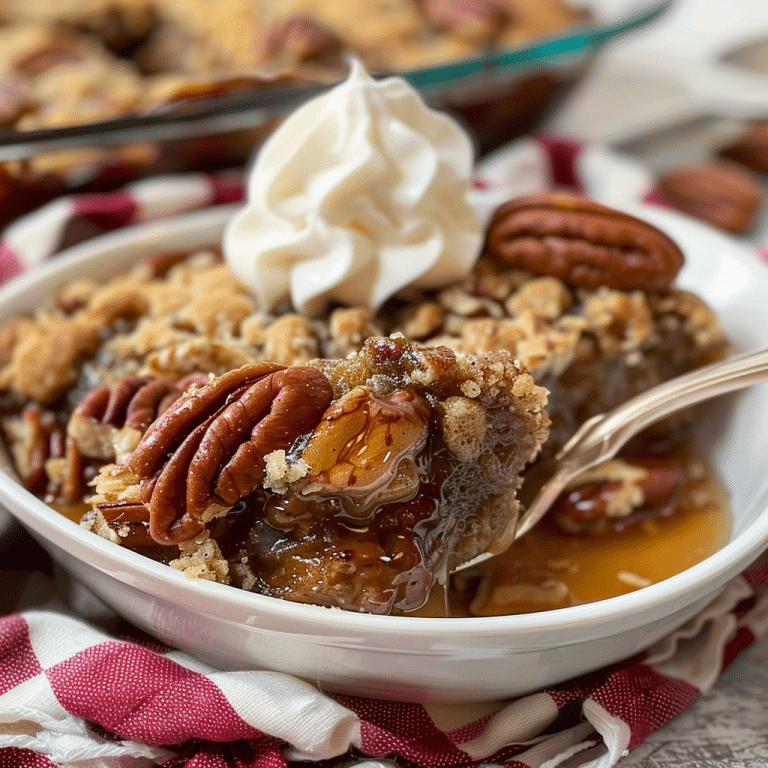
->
[224, 59, 483, 315]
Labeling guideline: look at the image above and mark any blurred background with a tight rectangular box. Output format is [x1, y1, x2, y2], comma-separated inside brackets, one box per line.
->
[2, 0, 768, 243]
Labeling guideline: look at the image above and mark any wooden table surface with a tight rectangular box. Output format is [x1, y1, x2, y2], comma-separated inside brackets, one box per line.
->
[622, 635, 768, 767]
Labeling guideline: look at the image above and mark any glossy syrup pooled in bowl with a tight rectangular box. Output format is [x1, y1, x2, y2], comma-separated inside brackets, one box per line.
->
[417, 452, 732, 616]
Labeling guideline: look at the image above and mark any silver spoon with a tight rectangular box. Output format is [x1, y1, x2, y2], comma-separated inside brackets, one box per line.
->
[513, 346, 768, 541]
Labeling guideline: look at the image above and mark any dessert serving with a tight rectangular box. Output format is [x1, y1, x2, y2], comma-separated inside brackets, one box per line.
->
[0, 64, 731, 617]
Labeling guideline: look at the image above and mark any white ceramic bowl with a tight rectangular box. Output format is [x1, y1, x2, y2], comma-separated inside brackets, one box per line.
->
[0, 204, 767, 703]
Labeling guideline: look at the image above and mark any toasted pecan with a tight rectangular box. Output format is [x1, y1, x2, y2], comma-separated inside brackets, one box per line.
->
[657, 161, 765, 234]
[551, 455, 687, 533]
[128, 363, 333, 545]
[484, 191, 685, 291]
[421, 0, 511, 41]
[719, 121, 768, 173]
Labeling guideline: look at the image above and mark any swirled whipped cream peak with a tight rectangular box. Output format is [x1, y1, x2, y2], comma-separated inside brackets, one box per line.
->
[223, 59, 483, 316]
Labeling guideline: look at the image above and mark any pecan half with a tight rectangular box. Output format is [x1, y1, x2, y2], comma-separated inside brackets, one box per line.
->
[260, 15, 343, 63]
[17, 405, 66, 497]
[75, 376, 163, 434]
[484, 191, 685, 291]
[421, 0, 511, 42]
[657, 161, 765, 234]
[95, 500, 157, 549]
[128, 363, 333, 545]
[71, 373, 209, 440]
[297, 386, 431, 515]
[62, 373, 209, 502]
[550, 455, 686, 534]
[0, 76, 31, 126]
[718, 121, 768, 173]
[12, 42, 84, 77]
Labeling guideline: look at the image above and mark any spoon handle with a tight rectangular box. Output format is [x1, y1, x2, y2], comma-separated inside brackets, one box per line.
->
[515, 346, 768, 539]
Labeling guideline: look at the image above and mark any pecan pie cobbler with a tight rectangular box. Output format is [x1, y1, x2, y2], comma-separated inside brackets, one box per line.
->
[0, 190, 729, 614]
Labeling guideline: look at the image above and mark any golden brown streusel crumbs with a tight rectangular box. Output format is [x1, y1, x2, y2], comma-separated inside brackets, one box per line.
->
[506, 276, 574, 320]
[67, 412, 142, 463]
[9, 317, 101, 404]
[88, 463, 143, 507]
[0, 244, 728, 467]
[328, 307, 383, 358]
[581, 289, 656, 355]
[170, 533, 230, 582]
[0, 317, 36, 370]
[397, 301, 444, 341]
[438, 285, 504, 319]
[80, 509, 122, 546]
[460, 317, 527, 354]
[177, 291, 255, 337]
[144, 338, 258, 379]
[263, 449, 311, 493]
[438, 396, 488, 463]
[263, 314, 319, 365]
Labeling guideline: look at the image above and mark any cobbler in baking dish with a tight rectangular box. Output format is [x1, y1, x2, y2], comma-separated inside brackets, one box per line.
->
[0, 0, 588, 107]
[0, 0, 588, 223]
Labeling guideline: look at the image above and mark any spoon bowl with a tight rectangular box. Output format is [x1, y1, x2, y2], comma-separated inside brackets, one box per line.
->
[514, 346, 768, 541]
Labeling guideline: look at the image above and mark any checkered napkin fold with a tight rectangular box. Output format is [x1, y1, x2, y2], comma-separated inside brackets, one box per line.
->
[0, 136, 766, 768]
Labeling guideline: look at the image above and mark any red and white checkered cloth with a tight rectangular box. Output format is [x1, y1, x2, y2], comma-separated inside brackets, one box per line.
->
[0, 136, 767, 768]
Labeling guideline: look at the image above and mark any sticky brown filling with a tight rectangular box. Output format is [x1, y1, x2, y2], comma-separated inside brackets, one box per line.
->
[212, 471, 443, 614]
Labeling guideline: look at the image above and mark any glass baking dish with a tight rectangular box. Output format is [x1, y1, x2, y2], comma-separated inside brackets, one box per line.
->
[0, 0, 671, 227]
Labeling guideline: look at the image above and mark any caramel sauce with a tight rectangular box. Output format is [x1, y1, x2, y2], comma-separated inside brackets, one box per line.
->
[414, 465, 732, 617]
[53, 455, 731, 619]
[55, 501, 90, 523]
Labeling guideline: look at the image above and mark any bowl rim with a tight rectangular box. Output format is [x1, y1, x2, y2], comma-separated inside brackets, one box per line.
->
[0, 202, 766, 639]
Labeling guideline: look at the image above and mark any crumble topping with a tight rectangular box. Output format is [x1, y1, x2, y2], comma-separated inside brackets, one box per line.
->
[170, 531, 230, 583]
[263, 449, 311, 493]
[0, 1, 587, 181]
[0, 244, 728, 443]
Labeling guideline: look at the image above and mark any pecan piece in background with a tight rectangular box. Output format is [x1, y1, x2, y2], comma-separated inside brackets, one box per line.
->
[259, 15, 343, 64]
[12, 40, 85, 77]
[718, 121, 768, 173]
[657, 161, 765, 234]
[550, 454, 687, 535]
[421, 0, 511, 42]
[0, 76, 31, 126]
[95, 501, 158, 549]
[128, 363, 333, 546]
[485, 191, 685, 291]
[14, 405, 66, 497]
